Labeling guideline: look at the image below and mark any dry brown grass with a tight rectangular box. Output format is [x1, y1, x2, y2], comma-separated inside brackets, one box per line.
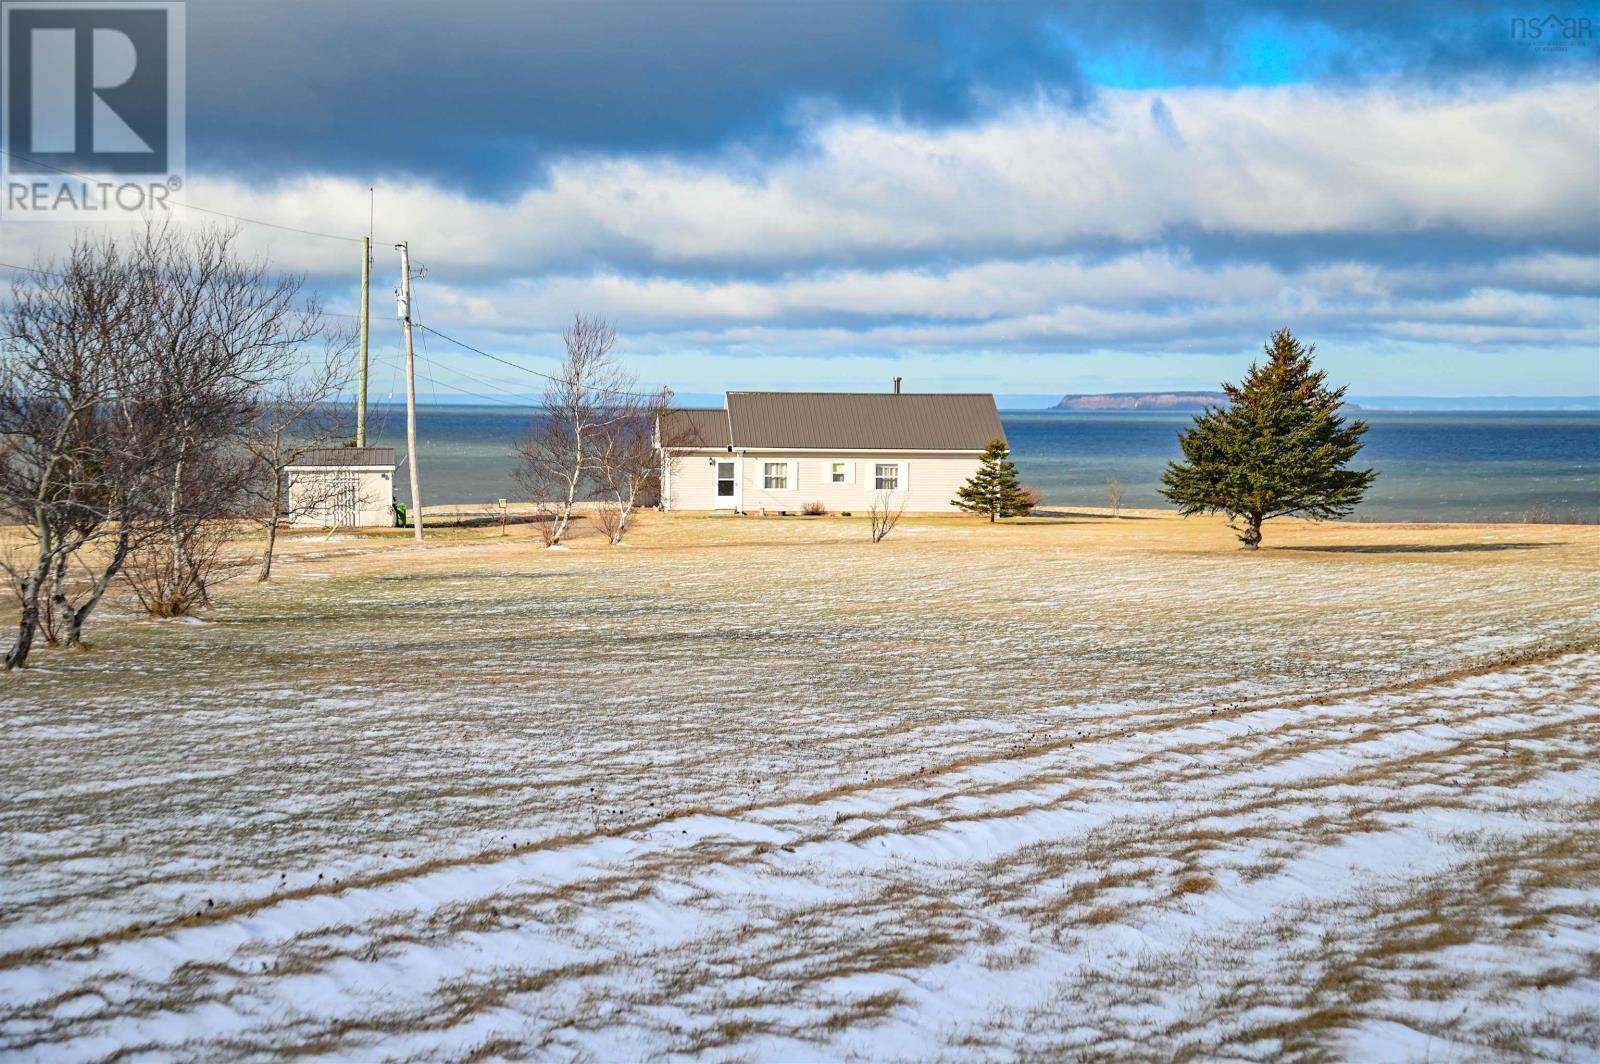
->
[252, 503, 1600, 567]
[1, 508, 1595, 1059]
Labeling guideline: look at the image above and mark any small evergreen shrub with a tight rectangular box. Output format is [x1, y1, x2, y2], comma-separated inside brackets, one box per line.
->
[953, 439, 1034, 522]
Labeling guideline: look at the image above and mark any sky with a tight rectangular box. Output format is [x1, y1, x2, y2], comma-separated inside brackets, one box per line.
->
[3, 0, 1599, 404]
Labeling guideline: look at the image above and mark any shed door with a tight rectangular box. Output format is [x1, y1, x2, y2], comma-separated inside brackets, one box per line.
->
[716, 460, 736, 504]
[334, 473, 359, 527]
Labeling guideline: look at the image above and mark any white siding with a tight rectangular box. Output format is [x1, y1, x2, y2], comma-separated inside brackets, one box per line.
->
[660, 451, 981, 513]
[662, 449, 736, 510]
[286, 467, 395, 528]
[665, 449, 988, 513]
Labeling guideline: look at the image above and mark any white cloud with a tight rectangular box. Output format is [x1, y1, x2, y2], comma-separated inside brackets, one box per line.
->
[407, 249, 1599, 353]
[2, 76, 1595, 395]
[123, 75, 1595, 278]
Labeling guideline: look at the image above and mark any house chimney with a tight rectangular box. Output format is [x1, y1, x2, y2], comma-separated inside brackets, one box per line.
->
[893, 376, 902, 394]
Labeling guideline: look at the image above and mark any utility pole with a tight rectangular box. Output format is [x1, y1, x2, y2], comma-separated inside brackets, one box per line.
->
[357, 235, 371, 446]
[396, 242, 424, 541]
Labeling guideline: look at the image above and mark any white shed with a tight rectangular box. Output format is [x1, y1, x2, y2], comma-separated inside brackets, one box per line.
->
[283, 447, 397, 528]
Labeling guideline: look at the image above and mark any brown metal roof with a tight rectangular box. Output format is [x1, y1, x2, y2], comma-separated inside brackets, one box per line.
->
[724, 392, 1003, 451]
[659, 407, 732, 449]
[288, 447, 397, 467]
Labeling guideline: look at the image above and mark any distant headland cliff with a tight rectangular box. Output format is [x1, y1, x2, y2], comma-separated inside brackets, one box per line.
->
[1054, 392, 1228, 411]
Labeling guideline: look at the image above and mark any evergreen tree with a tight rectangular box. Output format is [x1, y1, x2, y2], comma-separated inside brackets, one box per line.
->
[1160, 327, 1376, 549]
[953, 437, 1034, 522]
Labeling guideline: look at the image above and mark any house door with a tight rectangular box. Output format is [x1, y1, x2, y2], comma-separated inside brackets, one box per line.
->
[715, 460, 737, 508]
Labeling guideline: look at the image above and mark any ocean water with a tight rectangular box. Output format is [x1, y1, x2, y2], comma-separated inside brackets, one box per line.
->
[1002, 411, 1598, 522]
[364, 405, 1598, 523]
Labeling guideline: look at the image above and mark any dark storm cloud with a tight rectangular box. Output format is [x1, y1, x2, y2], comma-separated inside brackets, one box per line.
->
[184, 0, 1087, 191]
[183, 0, 1597, 190]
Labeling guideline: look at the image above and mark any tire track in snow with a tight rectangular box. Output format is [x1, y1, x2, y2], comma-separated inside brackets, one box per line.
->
[2, 648, 1596, 1058]
[1, 640, 1588, 972]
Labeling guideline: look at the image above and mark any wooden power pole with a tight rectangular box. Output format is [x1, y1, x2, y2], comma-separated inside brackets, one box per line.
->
[356, 235, 370, 447]
[396, 242, 424, 541]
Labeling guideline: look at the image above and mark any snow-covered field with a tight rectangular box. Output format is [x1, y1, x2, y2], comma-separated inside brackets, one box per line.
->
[2, 514, 1597, 1060]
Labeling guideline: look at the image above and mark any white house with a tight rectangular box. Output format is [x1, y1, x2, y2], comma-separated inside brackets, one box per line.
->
[283, 447, 397, 528]
[657, 390, 1006, 513]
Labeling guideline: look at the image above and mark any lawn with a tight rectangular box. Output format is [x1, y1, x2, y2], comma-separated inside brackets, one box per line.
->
[2, 509, 1597, 1060]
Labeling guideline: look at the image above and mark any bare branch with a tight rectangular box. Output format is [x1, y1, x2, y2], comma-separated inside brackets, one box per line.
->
[869, 491, 906, 543]
[513, 315, 642, 546]
[1, 224, 339, 662]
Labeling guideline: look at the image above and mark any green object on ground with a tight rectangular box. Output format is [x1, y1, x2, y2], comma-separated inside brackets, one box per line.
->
[394, 501, 408, 528]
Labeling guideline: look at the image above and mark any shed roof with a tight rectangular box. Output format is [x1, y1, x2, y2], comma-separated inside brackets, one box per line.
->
[723, 392, 1003, 451]
[288, 447, 397, 468]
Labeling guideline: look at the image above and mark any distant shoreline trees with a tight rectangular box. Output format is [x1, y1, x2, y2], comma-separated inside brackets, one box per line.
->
[1160, 327, 1376, 549]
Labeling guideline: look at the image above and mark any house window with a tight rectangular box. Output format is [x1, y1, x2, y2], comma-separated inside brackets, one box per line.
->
[875, 463, 899, 491]
[830, 461, 848, 484]
[764, 462, 790, 490]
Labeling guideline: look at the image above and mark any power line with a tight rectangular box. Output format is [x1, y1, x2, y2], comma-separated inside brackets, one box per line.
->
[412, 349, 526, 406]
[1, 152, 393, 337]
[417, 319, 441, 406]
[171, 201, 366, 244]
[3, 255, 641, 403]
[3, 252, 522, 409]
[415, 322, 665, 400]
[0, 269, 379, 329]
[414, 311, 534, 399]
[0, 148, 373, 244]
[427, 351, 535, 401]
[3, 261, 377, 333]
[0, 269, 377, 342]
[1, 257, 377, 304]
[355, 348, 532, 409]
[413, 288, 531, 407]
[323, 307, 401, 323]
[1, 162, 661, 406]
[414, 323, 547, 378]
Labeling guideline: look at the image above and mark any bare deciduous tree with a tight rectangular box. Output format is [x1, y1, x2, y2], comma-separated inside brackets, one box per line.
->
[589, 385, 673, 545]
[118, 226, 319, 615]
[1, 224, 329, 665]
[2, 538, 59, 647]
[513, 316, 637, 547]
[122, 452, 250, 616]
[589, 502, 624, 542]
[869, 490, 906, 543]
[1106, 477, 1124, 518]
[0, 233, 150, 667]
